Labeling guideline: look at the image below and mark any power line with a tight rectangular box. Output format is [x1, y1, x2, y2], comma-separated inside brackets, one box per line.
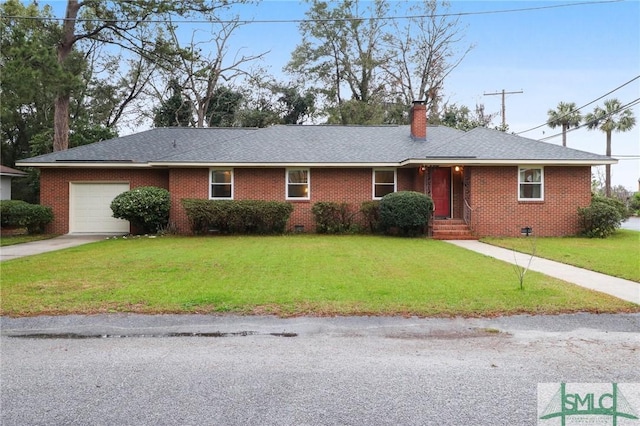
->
[538, 97, 640, 142]
[483, 89, 523, 129]
[0, 0, 623, 24]
[517, 74, 640, 135]
[539, 97, 640, 141]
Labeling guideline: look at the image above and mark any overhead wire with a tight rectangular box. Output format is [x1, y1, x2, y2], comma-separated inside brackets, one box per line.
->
[538, 97, 640, 142]
[0, 0, 623, 24]
[4, 0, 636, 148]
[517, 75, 640, 136]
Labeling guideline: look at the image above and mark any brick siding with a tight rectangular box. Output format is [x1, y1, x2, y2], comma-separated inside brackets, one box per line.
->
[41, 165, 592, 237]
[468, 166, 591, 237]
[40, 168, 169, 234]
[172, 167, 393, 233]
[168, 168, 209, 233]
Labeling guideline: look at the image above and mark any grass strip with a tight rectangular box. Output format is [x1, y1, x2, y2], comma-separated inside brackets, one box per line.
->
[0, 234, 58, 247]
[482, 230, 640, 282]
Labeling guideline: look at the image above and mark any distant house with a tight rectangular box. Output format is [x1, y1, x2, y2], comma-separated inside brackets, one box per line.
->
[17, 102, 615, 238]
[0, 165, 27, 200]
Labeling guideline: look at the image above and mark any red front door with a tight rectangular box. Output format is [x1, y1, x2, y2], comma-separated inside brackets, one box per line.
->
[432, 167, 451, 218]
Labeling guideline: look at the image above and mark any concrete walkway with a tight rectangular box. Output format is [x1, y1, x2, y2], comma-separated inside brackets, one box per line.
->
[446, 240, 640, 305]
[0, 235, 107, 262]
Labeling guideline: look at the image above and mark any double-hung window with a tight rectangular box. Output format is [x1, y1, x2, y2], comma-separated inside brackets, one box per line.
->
[210, 169, 233, 199]
[518, 166, 543, 201]
[286, 169, 309, 200]
[373, 169, 396, 199]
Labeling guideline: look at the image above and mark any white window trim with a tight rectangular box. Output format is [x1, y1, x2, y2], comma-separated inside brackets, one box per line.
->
[210, 168, 234, 200]
[372, 168, 397, 200]
[286, 168, 310, 200]
[518, 166, 544, 201]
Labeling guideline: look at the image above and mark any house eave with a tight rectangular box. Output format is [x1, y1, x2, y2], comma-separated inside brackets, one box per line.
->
[401, 158, 618, 166]
[148, 159, 619, 167]
[17, 158, 617, 168]
[15, 161, 151, 168]
[147, 161, 402, 168]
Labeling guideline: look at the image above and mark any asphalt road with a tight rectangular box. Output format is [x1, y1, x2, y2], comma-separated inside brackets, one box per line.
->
[2, 314, 639, 426]
[621, 216, 640, 231]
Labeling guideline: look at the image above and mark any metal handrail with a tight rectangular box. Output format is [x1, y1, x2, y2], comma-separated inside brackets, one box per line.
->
[463, 197, 473, 227]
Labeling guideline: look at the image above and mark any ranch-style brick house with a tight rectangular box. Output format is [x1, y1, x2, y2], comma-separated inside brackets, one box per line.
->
[17, 102, 615, 238]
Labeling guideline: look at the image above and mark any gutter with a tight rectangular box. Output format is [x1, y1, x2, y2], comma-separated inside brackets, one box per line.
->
[15, 161, 151, 168]
[399, 158, 618, 166]
[16, 158, 618, 168]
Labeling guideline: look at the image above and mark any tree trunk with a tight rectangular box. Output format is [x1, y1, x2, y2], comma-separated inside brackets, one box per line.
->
[605, 130, 612, 197]
[562, 123, 567, 147]
[53, 96, 70, 152]
[53, 0, 81, 152]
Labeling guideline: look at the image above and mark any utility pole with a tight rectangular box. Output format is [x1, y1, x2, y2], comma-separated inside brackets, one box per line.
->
[483, 89, 523, 129]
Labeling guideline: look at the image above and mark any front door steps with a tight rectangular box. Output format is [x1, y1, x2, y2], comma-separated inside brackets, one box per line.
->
[431, 219, 477, 240]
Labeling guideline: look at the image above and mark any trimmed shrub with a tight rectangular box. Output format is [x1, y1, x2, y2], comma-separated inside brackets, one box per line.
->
[578, 196, 625, 238]
[0, 200, 53, 233]
[110, 186, 170, 234]
[379, 191, 433, 237]
[360, 201, 380, 233]
[311, 202, 355, 234]
[181, 199, 294, 234]
[605, 195, 630, 219]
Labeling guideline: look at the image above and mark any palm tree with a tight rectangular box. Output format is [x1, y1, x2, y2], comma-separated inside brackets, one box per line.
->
[585, 98, 636, 197]
[547, 101, 582, 147]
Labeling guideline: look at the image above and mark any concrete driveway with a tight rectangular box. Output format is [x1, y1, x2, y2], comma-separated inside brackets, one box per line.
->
[0, 234, 108, 262]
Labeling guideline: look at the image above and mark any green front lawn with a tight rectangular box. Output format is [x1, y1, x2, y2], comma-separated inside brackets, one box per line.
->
[2, 235, 638, 317]
[0, 234, 58, 247]
[483, 230, 640, 282]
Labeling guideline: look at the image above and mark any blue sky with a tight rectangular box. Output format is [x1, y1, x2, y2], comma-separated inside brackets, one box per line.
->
[231, 0, 640, 190]
[42, 0, 640, 190]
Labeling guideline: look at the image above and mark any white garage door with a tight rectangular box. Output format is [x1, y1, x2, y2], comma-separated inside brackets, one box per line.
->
[70, 183, 130, 233]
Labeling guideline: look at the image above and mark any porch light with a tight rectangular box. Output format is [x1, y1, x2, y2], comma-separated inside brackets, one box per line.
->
[454, 165, 463, 173]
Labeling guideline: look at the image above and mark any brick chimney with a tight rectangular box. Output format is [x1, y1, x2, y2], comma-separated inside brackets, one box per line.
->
[410, 100, 427, 140]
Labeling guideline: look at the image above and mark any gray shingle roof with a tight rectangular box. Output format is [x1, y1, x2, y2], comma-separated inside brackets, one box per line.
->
[425, 127, 614, 161]
[0, 165, 27, 176]
[17, 125, 614, 166]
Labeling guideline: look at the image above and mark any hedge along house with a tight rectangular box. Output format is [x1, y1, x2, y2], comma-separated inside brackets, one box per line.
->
[17, 102, 615, 238]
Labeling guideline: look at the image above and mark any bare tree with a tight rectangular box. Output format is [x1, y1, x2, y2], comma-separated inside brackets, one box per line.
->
[382, 0, 473, 115]
[286, 0, 390, 124]
[164, 18, 268, 128]
[53, 0, 243, 151]
[512, 237, 537, 291]
[287, 0, 471, 124]
[72, 37, 159, 132]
